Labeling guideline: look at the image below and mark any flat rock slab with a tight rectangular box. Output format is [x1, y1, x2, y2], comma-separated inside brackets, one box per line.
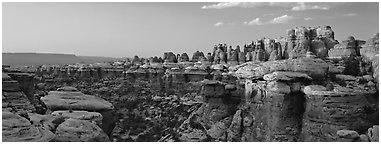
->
[54, 118, 109, 142]
[235, 58, 328, 80]
[41, 91, 114, 111]
[263, 71, 312, 81]
[335, 74, 357, 81]
[337, 130, 359, 139]
[2, 111, 55, 142]
[57, 86, 78, 92]
[51, 110, 103, 124]
[303, 85, 377, 96]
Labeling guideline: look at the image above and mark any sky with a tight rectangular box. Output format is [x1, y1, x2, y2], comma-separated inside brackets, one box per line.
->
[2, 2, 379, 58]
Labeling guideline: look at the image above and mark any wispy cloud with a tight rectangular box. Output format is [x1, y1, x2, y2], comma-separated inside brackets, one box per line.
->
[304, 17, 313, 21]
[243, 18, 264, 26]
[244, 15, 296, 26]
[202, 2, 336, 11]
[291, 2, 330, 11]
[202, 2, 285, 9]
[344, 13, 357, 16]
[213, 22, 223, 27]
[269, 15, 294, 24]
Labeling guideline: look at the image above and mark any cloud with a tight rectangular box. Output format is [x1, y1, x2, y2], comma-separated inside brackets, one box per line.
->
[202, 2, 273, 9]
[269, 15, 294, 24]
[213, 22, 223, 27]
[202, 2, 336, 11]
[304, 17, 313, 21]
[344, 13, 357, 16]
[244, 15, 296, 26]
[291, 2, 330, 11]
[243, 18, 264, 26]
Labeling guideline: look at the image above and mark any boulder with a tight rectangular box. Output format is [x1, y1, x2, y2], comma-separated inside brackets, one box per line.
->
[54, 118, 109, 142]
[337, 130, 359, 139]
[28, 113, 59, 132]
[367, 125, 379, 142]
[41, 91, 114, 111]
[359, 134, 370, 142]
[2, 111, 55, 142]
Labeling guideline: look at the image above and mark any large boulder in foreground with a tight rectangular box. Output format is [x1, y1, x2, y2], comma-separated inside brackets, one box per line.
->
[40, 90, 116, 138]
[41, 91, 114, 111]
[53, 118, 109, 142]
[2, 111, 55, 142]
[235, 58, 328, 80]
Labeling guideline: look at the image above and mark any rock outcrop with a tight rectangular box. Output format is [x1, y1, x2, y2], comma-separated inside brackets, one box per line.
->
[2, 73, 36, 114]
[53, 118, 109, 142]
[2, 111, 55, 142]
[235, 57, 329, 80]
[40, 87, 116, 138]
[301, 84, 376, 141]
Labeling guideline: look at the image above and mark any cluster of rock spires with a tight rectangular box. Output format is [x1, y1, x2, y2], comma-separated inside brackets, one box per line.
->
[2, 25, 379, 142]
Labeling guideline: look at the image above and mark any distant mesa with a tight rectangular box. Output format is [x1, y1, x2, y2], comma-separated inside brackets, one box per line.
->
[2, 53, 122, 67]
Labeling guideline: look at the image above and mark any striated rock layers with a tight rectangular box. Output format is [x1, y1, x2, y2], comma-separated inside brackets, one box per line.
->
[2, 73, 36, 114]
[235, 57, 329, 80]
[301, 85, 376, 141]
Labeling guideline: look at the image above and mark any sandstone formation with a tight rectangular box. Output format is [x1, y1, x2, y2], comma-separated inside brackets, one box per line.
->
[2, 111, 55, 142]
[3, 26, 378, 142]
[53, 118, 109, 142]
[41, 91, 114, 111]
